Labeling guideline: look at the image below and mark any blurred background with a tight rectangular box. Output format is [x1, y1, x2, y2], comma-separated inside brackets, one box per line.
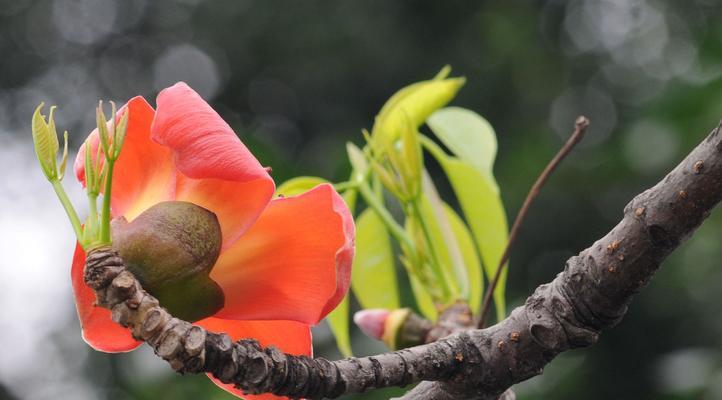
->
[2, 0, 722, 399]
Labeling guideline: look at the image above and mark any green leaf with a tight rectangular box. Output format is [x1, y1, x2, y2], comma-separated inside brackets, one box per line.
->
[351, 209, 400, 310]
[47, 106, 59, 157]
[113, 107, 129, 160]
[420, 173, 467, 299]
[442, 203, 483, 313]
[422, 136, 509, 319]
[275, 176, 328, 197]
[346, 142, 369, 181]
[409, 273, 438, 320]
[413, 193, 483, 312]
[58, 131, 69, 180]
[96, 103, 111, 157]
[326, 295, 352, 357]
[427, 107, 499, 192]
[31, 103, 58, 180]
[372, 68, 465, 143]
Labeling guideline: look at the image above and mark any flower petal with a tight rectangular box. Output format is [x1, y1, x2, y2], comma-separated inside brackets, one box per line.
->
[74, 96, 176, 221]
[195, 318, 311, 400]
[71, 243, 142, 352]
[211, 183, 355, 324]
[152, 82, 274, 248]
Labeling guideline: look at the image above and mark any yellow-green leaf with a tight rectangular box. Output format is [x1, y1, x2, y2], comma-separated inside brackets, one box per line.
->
[275, 176, 328, 197]
[409, 273, 437, 321]
[58, 131, 69, 180]
[423, 137, 509, 319]
[413, 193, 483, 312]
[372, 69, 465, 143]
[420, 173, 467, 299]
[31, 103, 57, 180]
[442, 204, 483, 313]
[427, 107, 499, 193]
[351, 209, 400, 310]
[326, 295, 352, 357]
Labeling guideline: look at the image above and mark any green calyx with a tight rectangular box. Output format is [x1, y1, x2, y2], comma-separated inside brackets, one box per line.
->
[111, 201, 225, 321]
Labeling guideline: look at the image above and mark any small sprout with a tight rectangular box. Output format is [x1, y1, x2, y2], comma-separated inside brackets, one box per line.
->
[678, 190, 688, 199]
[635, 207, 646, 218]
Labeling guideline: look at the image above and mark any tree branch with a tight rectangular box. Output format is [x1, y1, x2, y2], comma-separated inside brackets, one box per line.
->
[85, 121, 722, 399]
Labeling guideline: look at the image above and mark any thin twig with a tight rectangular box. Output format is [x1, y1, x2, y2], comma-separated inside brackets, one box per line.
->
[478, 116, 589, 328]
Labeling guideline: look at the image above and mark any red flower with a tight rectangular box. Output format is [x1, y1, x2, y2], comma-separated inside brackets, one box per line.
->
[70, 83, 354, 399]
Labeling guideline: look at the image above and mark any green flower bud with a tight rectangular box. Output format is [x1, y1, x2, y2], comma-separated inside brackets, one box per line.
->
[111, 201, 224, 321]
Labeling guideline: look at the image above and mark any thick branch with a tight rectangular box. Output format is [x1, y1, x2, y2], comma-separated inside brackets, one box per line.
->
[85, 122, 722, 399]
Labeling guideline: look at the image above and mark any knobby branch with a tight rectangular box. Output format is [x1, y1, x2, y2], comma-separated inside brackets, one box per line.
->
[85, 121, 722, 399]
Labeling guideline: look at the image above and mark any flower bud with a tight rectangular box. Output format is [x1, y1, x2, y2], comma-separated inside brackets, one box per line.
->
[353, 309, 391, 340]
[354, 308, 431, 350]
[111, 201, 224, 321]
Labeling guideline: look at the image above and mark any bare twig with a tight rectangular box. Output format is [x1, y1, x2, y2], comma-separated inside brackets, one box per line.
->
[82, 120, 722, 399]
[477, 116, 589, 328]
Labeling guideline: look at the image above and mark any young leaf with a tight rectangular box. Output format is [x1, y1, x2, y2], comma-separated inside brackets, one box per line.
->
[113, 108, 129, 160]
[351, 209, 400, 310]
[276, 176, 328, 197]
[346, 142, 369, 181]
[47, 106, 59, 157]
[372, 69, 465, 143]
[409, 273, 438, 321]
[31, 103, 58, 180]
[423, 137, 509, 319]
[58, 131, 69, 180]
[427, 107, 499, 192]
[442, 203, 483, 313]
[96, 103, 111, 157]
[413, 194, 483, 311]
[421, 173, 467, 299]
[326, 295, 352, 357]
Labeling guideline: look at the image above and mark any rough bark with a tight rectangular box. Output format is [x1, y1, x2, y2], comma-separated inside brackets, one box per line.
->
[84, 122, 722, 399]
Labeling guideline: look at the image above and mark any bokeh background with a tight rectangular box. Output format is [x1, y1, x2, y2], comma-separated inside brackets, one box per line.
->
[2, 0, 722, 399]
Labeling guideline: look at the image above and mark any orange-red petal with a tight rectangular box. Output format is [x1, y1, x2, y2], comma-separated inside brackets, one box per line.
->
[74, 96, 176, 221]
[152, 82, 274, 249]
[210, 183, 354, 324]
[195, 318, 311, 400]
[70, 243, 142, 352]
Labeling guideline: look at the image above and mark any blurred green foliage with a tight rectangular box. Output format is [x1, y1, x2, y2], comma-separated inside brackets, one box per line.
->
[3, 0, 722, 399]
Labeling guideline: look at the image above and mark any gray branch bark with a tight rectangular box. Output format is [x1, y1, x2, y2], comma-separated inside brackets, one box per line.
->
[84, 122, 722, 399]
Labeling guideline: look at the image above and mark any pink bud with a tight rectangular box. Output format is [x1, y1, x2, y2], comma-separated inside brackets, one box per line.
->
[353, 309, 391, 340]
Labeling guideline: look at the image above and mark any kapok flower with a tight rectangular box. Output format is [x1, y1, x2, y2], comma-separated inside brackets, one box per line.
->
[70, 83, 355, 399]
